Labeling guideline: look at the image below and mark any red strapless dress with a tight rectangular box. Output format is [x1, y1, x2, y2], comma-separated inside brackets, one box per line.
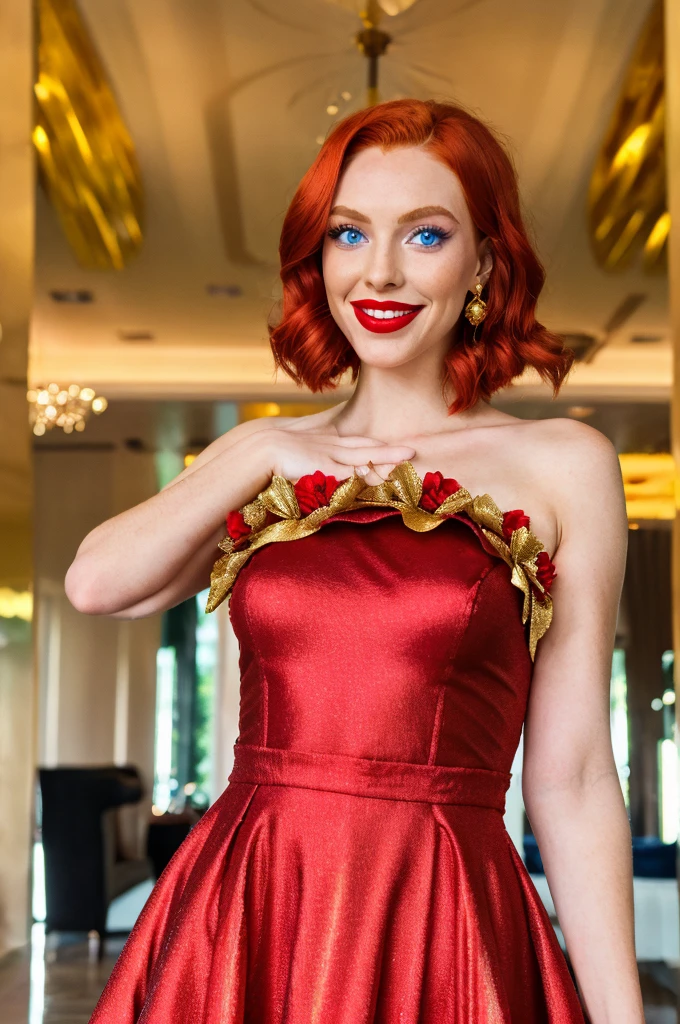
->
[89, 466, 585, 1023]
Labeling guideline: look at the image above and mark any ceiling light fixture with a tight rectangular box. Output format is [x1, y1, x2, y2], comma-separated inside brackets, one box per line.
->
[326, 0, 422, 106]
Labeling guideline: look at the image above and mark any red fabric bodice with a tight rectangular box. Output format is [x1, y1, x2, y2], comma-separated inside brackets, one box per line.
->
[230, 508, 532, 774]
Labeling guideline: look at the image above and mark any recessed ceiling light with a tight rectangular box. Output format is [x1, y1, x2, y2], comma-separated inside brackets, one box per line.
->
[118, 329, 155, 341]
[49, 289, 94, 304]
[206, 284, 243, 297]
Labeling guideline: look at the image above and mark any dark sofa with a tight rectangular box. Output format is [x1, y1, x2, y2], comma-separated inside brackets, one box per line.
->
[39, 764, 153, 952]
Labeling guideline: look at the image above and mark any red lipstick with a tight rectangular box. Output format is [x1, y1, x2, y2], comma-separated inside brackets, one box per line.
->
[349, 299, 424, 334]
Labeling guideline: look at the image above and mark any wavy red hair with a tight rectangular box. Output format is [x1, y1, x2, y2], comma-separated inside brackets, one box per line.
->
[269, 99, 573, 412]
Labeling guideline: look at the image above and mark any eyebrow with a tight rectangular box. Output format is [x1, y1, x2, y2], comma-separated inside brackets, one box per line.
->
[329, 204, 459, 225]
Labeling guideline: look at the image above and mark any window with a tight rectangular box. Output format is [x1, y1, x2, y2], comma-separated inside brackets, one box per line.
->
[152, 590, 218, 815]
[610, 647, 630, 809]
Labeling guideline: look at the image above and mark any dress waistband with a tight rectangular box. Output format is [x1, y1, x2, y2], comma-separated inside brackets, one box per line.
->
[229, 744, 511, 812]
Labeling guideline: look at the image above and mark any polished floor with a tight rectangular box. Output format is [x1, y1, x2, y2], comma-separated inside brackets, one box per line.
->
[0, 925, 677, 1023]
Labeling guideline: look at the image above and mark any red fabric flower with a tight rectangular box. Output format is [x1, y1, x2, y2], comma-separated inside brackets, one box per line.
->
[535, 550, 557, 593]
[294, 471, 339, 515]
[502, 509, 531, 539]
[226, 509, 251, 542]
[420, 471, 461, 512]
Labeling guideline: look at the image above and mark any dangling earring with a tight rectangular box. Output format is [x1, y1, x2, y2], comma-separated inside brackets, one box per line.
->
[464, 282, 488, 328]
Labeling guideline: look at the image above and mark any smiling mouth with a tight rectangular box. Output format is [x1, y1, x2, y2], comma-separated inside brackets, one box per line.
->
[349, 300, 424, 334]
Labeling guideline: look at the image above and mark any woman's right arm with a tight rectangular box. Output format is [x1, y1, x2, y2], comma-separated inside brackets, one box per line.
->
[64, 422, 277, 617]
[65, 420, 415, 619]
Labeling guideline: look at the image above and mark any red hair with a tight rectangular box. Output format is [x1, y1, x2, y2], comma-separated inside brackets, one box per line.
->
[269, 99, 572, 412]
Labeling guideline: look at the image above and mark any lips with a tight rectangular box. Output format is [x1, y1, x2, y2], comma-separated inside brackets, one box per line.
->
[349, 299, 424, 334]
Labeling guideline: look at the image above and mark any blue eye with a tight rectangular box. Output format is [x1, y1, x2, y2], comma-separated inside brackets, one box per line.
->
[328, 224, 366, 247]
[409, 226, 449, 248]
[327, 222, 450, 248]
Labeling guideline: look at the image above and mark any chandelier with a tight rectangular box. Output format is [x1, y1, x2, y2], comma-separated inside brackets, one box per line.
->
[325, 0, 422, 105]
[27, 383, 108, 436]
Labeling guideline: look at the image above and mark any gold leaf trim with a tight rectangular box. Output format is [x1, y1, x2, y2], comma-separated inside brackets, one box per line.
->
[510, 526, 543, 566]
[400, 506, 443, 532]
[329, 474, 367, 509]
[437, 488, 473, 516]
[470, 494, 505, 535]
[206, 549, 251, 613]
[208, 461, 555, 660]
[260, 476, 300, 519]
[529, 591, 554, 660]
[353, 481, 395, 504]
[242, 500, 267, 530]
[390, 461, 423, 507]
[480, 528, 513, 569]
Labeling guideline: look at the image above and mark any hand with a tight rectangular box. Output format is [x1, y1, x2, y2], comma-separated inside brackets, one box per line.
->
[254, 425, 416, 486]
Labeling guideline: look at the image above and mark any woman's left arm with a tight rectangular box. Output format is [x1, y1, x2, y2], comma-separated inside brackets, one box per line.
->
[522, 422, 644, 1024]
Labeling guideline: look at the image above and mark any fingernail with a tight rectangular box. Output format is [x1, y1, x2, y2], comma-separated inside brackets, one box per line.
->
[355, 465, 369, 477]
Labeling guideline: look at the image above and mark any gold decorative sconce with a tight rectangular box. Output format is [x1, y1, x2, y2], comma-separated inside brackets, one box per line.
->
[27, 383, 108, 436]
[588, 1, 667, 273]
[33, 0, 144, 270]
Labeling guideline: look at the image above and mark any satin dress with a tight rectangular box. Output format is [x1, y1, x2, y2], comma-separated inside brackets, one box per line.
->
[89, 466, 585, 1024]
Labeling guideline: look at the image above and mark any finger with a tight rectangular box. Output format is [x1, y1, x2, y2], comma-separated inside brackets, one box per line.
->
[331, 445, 416, 467]
[365, 462, 397, 479]
[326, 435, 391, 449]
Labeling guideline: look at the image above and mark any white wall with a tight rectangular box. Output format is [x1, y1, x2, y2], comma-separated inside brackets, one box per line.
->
[34, 447, 160, 791]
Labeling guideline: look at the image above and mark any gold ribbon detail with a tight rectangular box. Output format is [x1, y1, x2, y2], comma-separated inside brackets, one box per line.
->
[207, 462, 554, 660]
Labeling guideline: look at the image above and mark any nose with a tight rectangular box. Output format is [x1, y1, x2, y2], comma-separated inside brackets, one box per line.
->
[363, 239, 405, 292]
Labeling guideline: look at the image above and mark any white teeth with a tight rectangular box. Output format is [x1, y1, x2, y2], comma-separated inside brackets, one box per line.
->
[362, 308, 410, 319]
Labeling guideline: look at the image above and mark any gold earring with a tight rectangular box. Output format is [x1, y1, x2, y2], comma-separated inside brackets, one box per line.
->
[464, 282, 487, 327]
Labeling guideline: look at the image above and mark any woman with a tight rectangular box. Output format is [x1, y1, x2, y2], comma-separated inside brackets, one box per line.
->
[70, 99, 642, 1023]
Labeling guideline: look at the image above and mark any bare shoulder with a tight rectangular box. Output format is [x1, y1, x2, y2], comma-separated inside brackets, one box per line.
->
[517, 418, 626, 556]
[516, 416, 621, 491]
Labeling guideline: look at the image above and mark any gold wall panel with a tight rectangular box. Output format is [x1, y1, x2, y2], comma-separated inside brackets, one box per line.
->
[0, 0, 36, 959]
[34, 0, 144, 270]
[588, 1, 667, 273]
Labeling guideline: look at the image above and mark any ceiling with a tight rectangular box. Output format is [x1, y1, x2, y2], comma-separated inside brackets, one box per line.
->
[30, 0, 669, 399]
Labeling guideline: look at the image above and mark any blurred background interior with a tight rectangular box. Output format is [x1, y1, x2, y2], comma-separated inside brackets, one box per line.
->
[1, 0, 680, 1020]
